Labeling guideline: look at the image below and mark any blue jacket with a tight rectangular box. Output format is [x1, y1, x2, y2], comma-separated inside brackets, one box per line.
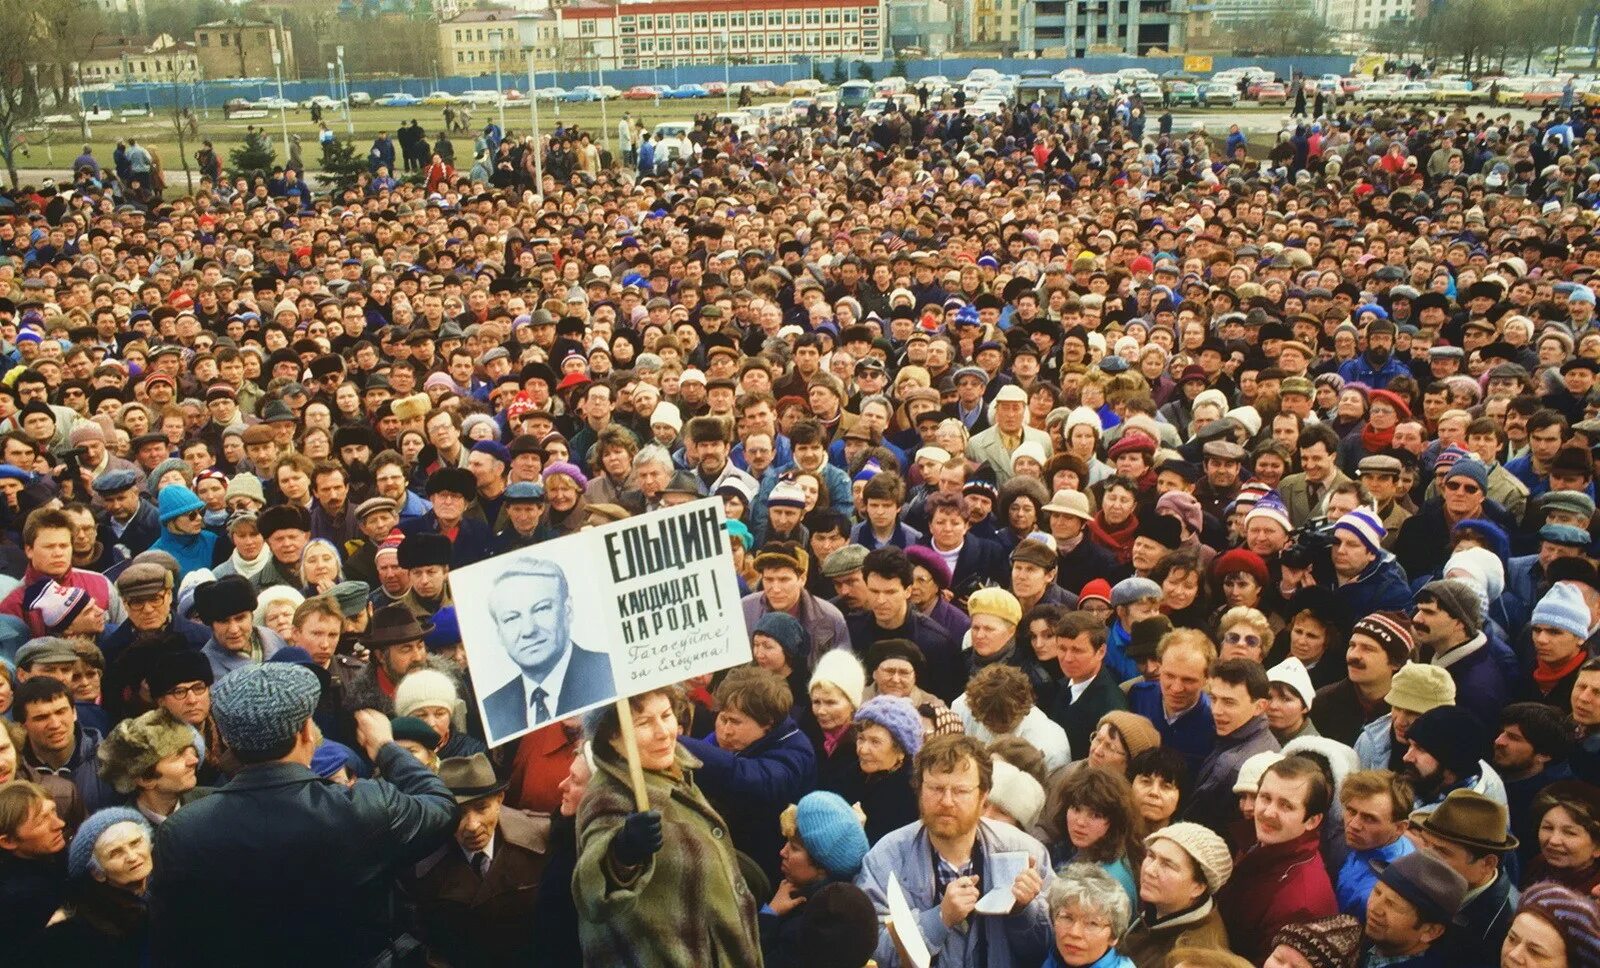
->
[1332, 553, 1413, 616]
[1434, 635, 1512, 731]
[1130, 681, 1215, 775]
[148, 527, 218, 576]
[850, 519, 921, 551]
[680, 716, 816, 889]
[1337, 835, 1415, 919]
[1338, 353, 1411, 390]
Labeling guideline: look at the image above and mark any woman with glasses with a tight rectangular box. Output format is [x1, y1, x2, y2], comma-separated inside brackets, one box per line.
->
[148, 485, 219, 574]
[1216, 608, 1272, 665]
[1045, 863, 1136, 968]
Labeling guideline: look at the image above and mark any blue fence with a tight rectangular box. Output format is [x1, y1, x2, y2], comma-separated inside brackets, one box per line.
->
[78, 52, 1355, 111]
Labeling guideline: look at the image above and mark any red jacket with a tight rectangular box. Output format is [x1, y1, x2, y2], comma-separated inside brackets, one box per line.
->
[1217, 829, 1337, 963]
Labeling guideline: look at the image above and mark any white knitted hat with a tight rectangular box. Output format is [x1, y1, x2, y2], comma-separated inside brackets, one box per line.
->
[1268, 656, 1316, 710]
[809, 648, 867, 709]
[394, 668, 466, 734]
[1147, 821, 1234, 893]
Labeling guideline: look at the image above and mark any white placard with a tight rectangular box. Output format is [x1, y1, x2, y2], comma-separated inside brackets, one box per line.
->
[450, 498, 748, 746]
[886, 872, 931, 968]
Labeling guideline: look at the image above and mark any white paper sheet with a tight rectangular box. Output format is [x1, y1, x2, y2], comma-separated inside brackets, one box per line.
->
[974, 851, 1030, 914]
[886, 871, 932, 968]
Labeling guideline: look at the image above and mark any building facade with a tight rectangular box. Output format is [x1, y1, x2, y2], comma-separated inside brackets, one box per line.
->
[76, 34, 201, 84]
[193, 19, 296, 79]
[559, 0, 885, 70]
[1017, 0, 1203, 55]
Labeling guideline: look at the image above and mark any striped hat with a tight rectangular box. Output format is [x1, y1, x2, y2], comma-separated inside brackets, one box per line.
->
[1352, 612, 1414, 665]
[1228, 481, 1274, 515]
[1333, 507, 1386, 556]
[1244, 490, 1293, 533]
[1516, 883, 1600, 968]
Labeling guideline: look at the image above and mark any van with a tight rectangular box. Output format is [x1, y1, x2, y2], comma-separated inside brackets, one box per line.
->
[839, 79, 873, 108]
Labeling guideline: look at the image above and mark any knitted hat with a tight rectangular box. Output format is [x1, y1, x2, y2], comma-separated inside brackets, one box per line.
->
[968, 587, 1022, 627]
[988, 756, 1046, 829]
[1418, 579, 1484, 638]
[1110, 576, 1162, 608]
[1078, 579, 1113, 607]
[1377, 850, 1468, 925]
[793, 791, 870, 880]
[1447, 457, 1490, 491]
[394, 668, 466, 735]
[810, 648, 867, 708]
[1212, 548, 1268, 585]
[904, 544, 953, 589]
[768, 480, 807, 509]
[1333, 507, 1386, 556]
[791, 883, 881, 968]
[25, 580, 90, 635]
[1147, 821, 1233, 894]
[754, 611, 811, 664]
[1245, 491, 1293, 533]
[67, 807, 150, 881]
[1532, 582, 1592, 640]
[1352, 612, 1415, 665]
[1443, 546, 1505, 604]
[211, 663, 322, 756]
[1516, 883, 1600, 968]
[1267, 656, 1316, 709]
[156, 484, 205, 524]
[1097, 711, 1161, 759]
[225, 474, 266, 505]
[1270, 915, 1363, 968]
[1234, 749, 1285, 794]
[1385, 663, 1457, 713]
[311, 739, 358, 780]
[1406, 706, 1486, 778]
[854, 695, 924, 758]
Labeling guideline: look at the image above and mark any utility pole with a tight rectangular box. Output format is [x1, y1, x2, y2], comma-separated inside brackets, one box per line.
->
[494, 34, 506, 131]
[527, 48, 543, 194]
[272, 47, 289, 155]
[337, 46, 353, 135]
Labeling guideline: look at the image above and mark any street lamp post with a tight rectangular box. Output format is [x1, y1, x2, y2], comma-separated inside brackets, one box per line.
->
[596, 41, 608, 134]
[336, 46, 353, 135]
[526, 49, 543, 194]
[493, 35, 506, 131]
[723, 23, 732, 110]
[272, 48, 290, 155]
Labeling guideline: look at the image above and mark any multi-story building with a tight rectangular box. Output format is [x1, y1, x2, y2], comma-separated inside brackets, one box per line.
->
[968, 0, 1023, 47]
[193, 19, 296, 79]
[886, 0, 953, 53]
[75, 33, 201, 84]
[1322, 0, 1415, 32]
[1018, 0, 1205, 55]
[1205, 0, 1313, 25]
[581, 0, 886, 70]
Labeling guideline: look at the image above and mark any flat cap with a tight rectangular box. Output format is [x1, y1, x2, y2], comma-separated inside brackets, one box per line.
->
[821, 545, 869, 579]
[115, 562, 173, 600]
[92, 469, 140, 495]
[211, 664, 322, 756]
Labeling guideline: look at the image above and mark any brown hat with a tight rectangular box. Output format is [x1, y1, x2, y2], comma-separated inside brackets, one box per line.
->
[1125, 615, 1173, 660]
[1096, 711, 1160, 759]
[1409, 789, 1518, 853]
[1271, 916, 1362, 968]
[586, 503, 631, 525]
[241, 424, 276, 446]
[115, 562, 172, 601]
[364, 604, 434, 649]
[1010, 538, 1057, 571]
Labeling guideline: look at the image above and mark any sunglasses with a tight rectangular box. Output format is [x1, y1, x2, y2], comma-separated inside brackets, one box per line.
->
[1443, 479, 1481, 495]
[1223, 631, 1262, 647]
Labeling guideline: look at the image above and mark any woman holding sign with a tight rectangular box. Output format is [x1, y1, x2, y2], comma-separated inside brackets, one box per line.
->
[574, 686, 763, 967]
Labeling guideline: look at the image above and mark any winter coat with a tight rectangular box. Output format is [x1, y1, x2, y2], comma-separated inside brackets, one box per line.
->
[1185, 716, 1282, 834]
[1332, 553, 1413, 616]
[0, 849, 67, 962]
[857, 758, 921, 845]
[574, 744, 762, 968]
[199, 625, 288, 681]
[1118, 898, 1231, 968]
[1431, 634, 1513, 731]
[1217, 829, 1337, 964]
[148, 527, 219, 576]
[403, 807, 551, 968]
[856, 817, 1054, 968]
[34, 879, 147, 968]
[801, 718, 862, 798]
[847, 607, 964, 703]
[1336, 835, 1415, 919]
[148, 742, 458, 967]
[1048, 666, 1130, 764]
[742, 589, 850, 661]
[1130, 681, 1215, 776]
[680, 716, 817, 888]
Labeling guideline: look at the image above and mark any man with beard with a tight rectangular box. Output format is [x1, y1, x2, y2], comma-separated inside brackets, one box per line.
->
[856, 734, 1051, 967]
[343, 604, 440, 716]
[1338, 318, 1410, 390]
[1491, 702, 1575, 863]
[1399, 706, 1507, 811]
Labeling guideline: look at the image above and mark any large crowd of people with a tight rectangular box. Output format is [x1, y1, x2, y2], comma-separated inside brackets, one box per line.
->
[2, 82, 1600, 968]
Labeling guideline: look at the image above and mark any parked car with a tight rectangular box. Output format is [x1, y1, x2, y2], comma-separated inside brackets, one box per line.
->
[347, 91, 372, 106]
[421, 91, 460, 105]
[374, 92, 420, 107]
[458, 89, 503, 106]
[664, 83, 709, 99]
[1163, 80, 1200, 106]
[1256, 82, 1289, 105]
[532, 87, 567, 101]
[622, 85, 662, 100]
[1199, 83, 1240, 107]
[704, 81, 728, 96]
[256, 96, 297, 110]
[301, 95, 343, 110]
[561, 86, 606, 102]
[1524, 80, 1567, 106]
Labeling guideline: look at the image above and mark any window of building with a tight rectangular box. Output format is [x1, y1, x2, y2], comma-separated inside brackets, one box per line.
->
[675, 14, 690, 28]
[731, 11, 745, 25]
[824, 31, 839, 45]
[731, 33, 745, 47]
[676, 36, 690, 49]
[712, 12, 726, 26]
[770, 32, 785, 47]
[845, 30, 858, 44]
[844, 8, 859, 21]
[220, 33, 229, 46]
[638, 14, 653, 29]
[694, 35, 708, 49]
[693, 13, 707, 27]
[580, 18, 595, 34]
[749, 33, 764, 47]
[199, 33, 209, 46]
[805, 9, 820, 24]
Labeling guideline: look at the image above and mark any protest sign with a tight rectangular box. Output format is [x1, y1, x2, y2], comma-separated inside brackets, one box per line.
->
[450, 497, 749, 747]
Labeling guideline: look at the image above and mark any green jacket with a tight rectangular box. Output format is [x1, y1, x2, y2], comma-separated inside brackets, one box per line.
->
[575, 744, 763, 968]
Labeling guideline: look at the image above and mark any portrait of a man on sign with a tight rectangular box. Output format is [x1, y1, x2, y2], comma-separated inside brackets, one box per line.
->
[480, 558, 617, 740]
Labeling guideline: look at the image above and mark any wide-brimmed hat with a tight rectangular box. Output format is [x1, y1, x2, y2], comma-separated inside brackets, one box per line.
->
[439, 753, 508, 803]
[1409, 789, 1518, 853]
[364, 604, 434, 649]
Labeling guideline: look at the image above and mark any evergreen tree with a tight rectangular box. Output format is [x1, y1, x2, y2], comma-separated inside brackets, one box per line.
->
[831, 59, 847, 85]
[892, 51, 909, 78]
[319, 136, 366, 189]
[856, 62, 875, 81]
[229, 128, 275, 179]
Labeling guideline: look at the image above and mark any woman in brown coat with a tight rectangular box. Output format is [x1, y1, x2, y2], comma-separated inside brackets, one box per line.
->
[1118, 823, 1233, 968]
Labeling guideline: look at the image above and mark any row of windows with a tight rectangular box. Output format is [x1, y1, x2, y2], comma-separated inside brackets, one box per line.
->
[619, 7, 874, 30]
[81, 59, 198, 76]
[453, 48, 557, 62]
[625, 29, 871, 50]
[625, 52, 850, 67]
[452, 26, 514, 42]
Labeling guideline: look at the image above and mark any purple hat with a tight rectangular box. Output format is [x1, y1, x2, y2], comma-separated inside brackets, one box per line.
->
[904, 544, 953, 589]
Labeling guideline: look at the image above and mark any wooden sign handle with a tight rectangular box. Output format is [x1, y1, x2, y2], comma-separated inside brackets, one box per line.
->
[614, 697, 650, 811]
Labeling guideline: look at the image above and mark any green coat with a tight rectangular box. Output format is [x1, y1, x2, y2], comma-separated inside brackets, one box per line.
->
[575, 744, 763, 968]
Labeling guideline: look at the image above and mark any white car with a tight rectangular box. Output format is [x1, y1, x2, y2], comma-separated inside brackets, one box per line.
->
[457, 89, 503, 106]
[652, 121, 694, 163]
[302, 95, 343, 110]
[348, 91, 372, 106]
[256, 96, 297, 109]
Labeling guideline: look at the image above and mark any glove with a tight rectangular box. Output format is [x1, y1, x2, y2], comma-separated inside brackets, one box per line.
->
[610, 810, 664, 868]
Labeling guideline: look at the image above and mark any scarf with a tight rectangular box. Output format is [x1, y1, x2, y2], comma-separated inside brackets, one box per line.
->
[1360, 421, 1396, 455]
[1089, 512, 1140, 565]
[229, 546, 271, 581]
[822, 723, 850, 756]
[1534, 649, 1587, 690]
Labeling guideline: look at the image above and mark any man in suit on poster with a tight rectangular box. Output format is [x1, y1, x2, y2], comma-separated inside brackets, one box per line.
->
[481, 558, 616, 742]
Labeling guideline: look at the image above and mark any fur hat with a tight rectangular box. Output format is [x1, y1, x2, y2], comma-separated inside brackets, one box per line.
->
[97, 709, 201, 794]
[809, 648, 867, 708]
[391, 393, 432, 421]
[398, 532, 452, 569]
[193, 575, 259, 625]
[988, 756, 1046, 829]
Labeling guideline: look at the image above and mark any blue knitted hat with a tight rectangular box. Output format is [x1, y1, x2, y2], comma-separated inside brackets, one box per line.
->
[753, 611, 810, 663]
[156, 484, 206, 524]
[1533, 582, 1592, 640]
[68, 807, 150, 880]
[795, 791, 870, 880]
[853, 695, 923, 758]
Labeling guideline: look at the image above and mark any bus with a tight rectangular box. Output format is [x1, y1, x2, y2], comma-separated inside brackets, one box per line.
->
[839, 80, 874, 108]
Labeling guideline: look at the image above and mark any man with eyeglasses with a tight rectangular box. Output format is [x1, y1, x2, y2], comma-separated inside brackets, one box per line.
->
[1396, 456, 1514, 582]
[146, 648, 227, 784]
[857, 733, 1052, 967]
[101, 562, 211, 663]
